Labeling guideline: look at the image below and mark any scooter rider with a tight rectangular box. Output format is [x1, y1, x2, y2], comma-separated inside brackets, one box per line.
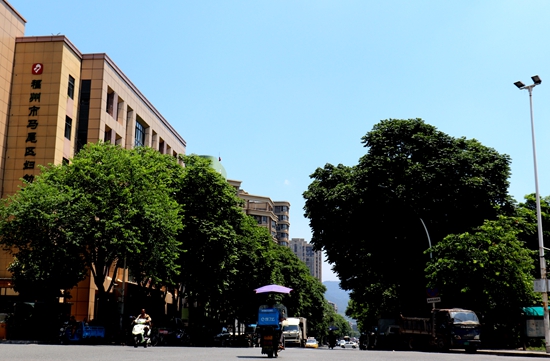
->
[136, 309, 152, 326]
[134, 309, 152, 346]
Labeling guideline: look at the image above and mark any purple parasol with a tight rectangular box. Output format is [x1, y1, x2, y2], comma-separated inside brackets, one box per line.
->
[254, 284, 293, 294]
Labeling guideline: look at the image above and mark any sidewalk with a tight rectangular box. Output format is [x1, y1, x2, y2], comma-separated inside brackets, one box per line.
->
[472, 349, 550, 358]
[0, 339, 44, 344]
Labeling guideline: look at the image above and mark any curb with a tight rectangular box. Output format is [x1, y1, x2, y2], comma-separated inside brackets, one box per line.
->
[0, 340, 45, 344]
[477, 350, 550, 358]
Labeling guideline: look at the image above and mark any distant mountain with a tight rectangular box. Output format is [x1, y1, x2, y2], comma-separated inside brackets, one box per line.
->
[323, 281, 350, 317]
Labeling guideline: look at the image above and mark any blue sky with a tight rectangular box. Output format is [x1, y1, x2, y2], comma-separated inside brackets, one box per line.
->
[9, 1, 550, 282]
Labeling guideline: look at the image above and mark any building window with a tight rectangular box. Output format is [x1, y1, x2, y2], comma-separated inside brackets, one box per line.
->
[76, 80, 91, 153]
[65, 116, 72, 140]
[104, 129, 112, 143]
[135, 121, 145, 147]
[68, 75, 75, 99]
[106, 90, 114, 116]
[62, 158, 69, 166]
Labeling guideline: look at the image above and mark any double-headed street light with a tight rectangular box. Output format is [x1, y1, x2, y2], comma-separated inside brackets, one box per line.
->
[514, 75, 542, 90]
[515, 75, 550, 353]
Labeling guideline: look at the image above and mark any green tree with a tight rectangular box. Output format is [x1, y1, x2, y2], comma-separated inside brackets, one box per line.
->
[346, 298, 377, 334]
[172, 157, 330, 338]
[224, 216, 280, 325]
[516, 194, 550, 264]
[304, 119, 513, 322]
[230, 222, 332, 338]
[329, 313, 352, 339]
[269, 246, 328, 337]
[0, 180, 87, 301]
[425, 215, 538, 347]
[0, 143, 184, 319]
[173, 155, 256, 332]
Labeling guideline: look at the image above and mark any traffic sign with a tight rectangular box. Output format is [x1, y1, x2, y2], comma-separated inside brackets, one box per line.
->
[426, 288, 439, 297]
[427, 297, 441, 303]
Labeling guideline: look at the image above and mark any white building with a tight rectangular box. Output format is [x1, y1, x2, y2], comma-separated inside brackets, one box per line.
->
[289, 238, 322, 281]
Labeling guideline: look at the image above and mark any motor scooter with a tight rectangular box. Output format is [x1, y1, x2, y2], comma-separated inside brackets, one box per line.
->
[59, 321, 70, 344]
[132, 318, 152, 348]
[257, 304, 286, 358]
[258, 325, 284, 358]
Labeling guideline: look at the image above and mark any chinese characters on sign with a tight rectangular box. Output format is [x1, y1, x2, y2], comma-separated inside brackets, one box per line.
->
[24, 64, 43, 183]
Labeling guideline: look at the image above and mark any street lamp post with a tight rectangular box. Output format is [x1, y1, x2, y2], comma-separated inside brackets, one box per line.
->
[418, 217, 432, 260]
[379, 186, 433, 259]
[379, 186, 436, 308]
[514, 75, 550, 353]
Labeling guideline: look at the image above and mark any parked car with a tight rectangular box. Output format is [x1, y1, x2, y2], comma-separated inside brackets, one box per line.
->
[341, 340, 358, 348]
[154, 317, 190, 346]
[213, 327, 232, 347]
[305, 338, 319, 348]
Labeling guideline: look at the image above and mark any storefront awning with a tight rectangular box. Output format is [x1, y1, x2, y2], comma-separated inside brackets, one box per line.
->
[523, 307, 547, 317]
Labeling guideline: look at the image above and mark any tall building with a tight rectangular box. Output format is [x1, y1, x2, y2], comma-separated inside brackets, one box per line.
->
[230, 180, 278, 241]
[274, 202, 290, 246]
[228, 179, 290, 245]
[289, 238, 322, 281]
[0, 1, 25, 196]
[0, 0, 186, 321]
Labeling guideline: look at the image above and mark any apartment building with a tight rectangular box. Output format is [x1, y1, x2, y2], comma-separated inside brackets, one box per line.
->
[0, 0, 186, 321]
[274, 202, 290, 246]
[289, 238, 322, 281]
[227, 179, 290, 245]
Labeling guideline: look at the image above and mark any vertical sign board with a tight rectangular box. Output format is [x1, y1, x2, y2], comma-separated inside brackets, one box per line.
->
[534, 279, 548, 293]
[526, 319, 545, 338]
[22, 63, 44, 184]
[533, 279, 549, 339]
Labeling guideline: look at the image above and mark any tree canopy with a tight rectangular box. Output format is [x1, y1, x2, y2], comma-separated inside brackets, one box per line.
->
[172, 158, 329, 336]
[0, 143, 332, 339]
[425, 215, 538, 346]
[426, 216, 537, 310]
[0, 143, 184, 310]
[304, 118, 514, 319]
[0, 179, 87, 300]
[172, 155, 273, 329]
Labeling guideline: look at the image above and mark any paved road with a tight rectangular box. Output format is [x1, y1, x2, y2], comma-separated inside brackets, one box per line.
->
[0, 344, 547, 361]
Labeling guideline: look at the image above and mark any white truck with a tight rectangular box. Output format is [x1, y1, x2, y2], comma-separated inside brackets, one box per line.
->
[282, 317, 307, 347]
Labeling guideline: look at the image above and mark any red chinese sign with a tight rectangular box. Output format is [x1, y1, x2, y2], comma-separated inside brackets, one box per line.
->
[31, 63, 43, 75]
